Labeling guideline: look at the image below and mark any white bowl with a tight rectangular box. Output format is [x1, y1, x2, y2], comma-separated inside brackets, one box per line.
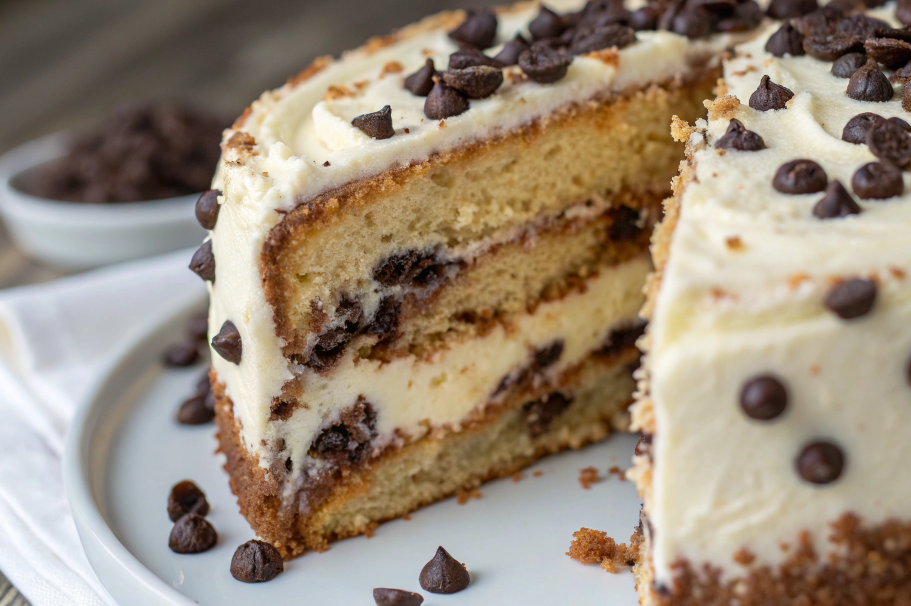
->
[0, 133, 206, 270]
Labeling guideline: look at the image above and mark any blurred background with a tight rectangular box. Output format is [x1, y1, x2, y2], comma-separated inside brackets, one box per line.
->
[0, 0, 497, 287]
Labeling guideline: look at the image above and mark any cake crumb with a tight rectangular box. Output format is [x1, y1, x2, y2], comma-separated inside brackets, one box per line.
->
[402, 514, 412, 521]
[533, 470, 543, 478]
[457, 489, 481, 505]
[579, 467, 602, 489]
[566, 528, 636, 573]
[365, 522, 378, 538]
[512, 472, 523, 483]
[324, 85, 354, 101]
[670, 116, 696, 142]
[725, 236, 744, 251]
[704, 94, 740, 120]
[380, 61, 404, 77]
[733, 548, 756, 566]
[608, 466, 626, 481]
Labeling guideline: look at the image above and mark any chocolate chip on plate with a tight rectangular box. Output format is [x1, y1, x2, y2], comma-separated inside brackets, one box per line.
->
[796, 441, 845, 485]
[824, 278, 877, 319]
[404, 59, 436, 96]
[169, 513, 217, 554]
[419, 546, 470, 594]
[195, 189, 221, 230]
[740, 375, 788, 421]
[162, 341, 200, 368]
[424, 82, 469, 120]
[841, 112, 883, 144]
[230, 540, 284, 583]
[852, 161, 903, 199]
[846, 60, 894, 102]
[813, 180, 862, 219]
[373, 588, 424, 606]
[448, 9, 498, 49]
[352, 105, 395, 140]
[518, 43, 571, 84]
[212, 320, 242, 364]
[767, 0, 818, 18]
[442, 66, 504, 99]
[529, 5, 567, 40]
[570, 24, 637, 55]
[188, 240, 215, 282]
[167, 480, 210, 521]
[493, 34, 530, 66]
[766, 22, 806, 57]
[448, 48, 502, 70]
[177, 393, 214, 425]
[772, 159, 828, 194]
[749, 75, 794, 111]
[831, 52, 866, 78]
[187, 313, 209, 343]
[866, 118, 911, 169]
[715, 118, 766, 151]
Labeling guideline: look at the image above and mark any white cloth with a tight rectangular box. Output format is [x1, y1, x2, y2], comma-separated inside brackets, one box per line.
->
[0, 249, 206, 606]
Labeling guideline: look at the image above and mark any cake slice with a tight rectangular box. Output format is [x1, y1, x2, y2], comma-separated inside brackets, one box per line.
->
[197, 0, 761, 557]
[631, 5, 911, 603]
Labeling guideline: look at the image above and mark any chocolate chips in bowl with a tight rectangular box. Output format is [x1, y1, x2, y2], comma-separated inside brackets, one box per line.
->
[0, 103, 228, 269]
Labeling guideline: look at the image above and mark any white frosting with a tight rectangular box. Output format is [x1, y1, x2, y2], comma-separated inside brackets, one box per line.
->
[209, 0, 752, 463]
[646, 10, 911, 584]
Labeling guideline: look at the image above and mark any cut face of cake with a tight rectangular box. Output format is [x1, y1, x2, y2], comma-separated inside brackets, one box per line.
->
[632, 6, 911, 604]
[200, 0, 760, 557]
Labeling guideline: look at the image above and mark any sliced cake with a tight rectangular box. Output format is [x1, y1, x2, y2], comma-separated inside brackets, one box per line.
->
[631, 4, 911, 603]
[193, 0, 762, 557]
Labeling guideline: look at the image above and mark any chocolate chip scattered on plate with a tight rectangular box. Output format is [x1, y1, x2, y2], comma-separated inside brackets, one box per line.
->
[167, 480, 210, 521]
[373, 588, 424, 606]
[168, 513, 217, 554]
[230, 540, 284, 583]
[418, 546, 470, 594]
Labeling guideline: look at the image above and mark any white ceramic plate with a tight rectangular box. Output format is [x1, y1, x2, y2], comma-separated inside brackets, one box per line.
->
[65, 297, 642, 605]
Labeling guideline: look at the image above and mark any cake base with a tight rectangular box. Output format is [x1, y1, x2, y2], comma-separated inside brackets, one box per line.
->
[214, 349, 640, 558]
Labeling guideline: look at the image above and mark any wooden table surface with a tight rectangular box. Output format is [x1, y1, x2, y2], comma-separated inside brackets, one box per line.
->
[0, 0, 497, 602]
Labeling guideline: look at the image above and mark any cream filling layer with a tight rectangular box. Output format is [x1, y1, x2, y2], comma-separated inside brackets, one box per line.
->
[276, 253, 651, 471]
[646, 6, 911, 584]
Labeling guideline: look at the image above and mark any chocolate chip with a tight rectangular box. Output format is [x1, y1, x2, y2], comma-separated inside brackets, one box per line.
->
[903, 80, 911, 112]
[846, 60, 894, 102]
[864, 37, 911, 70]
[519, 43, 571, 83]
[424, 82, 469, 120]
[899, 0, 911, 26]
[373, 588, 424, 606]
[629, 6, 660, 30]
[766, 22, 806, 57]
[196, 371, 212, 396]
[187, 313, 209, 343]
[212, 320, 242, 364]
[364, 296, 401, 341]
[524, 392, 573, 437]
[230, 540, 284, 583]
[841, 112, 883, 144]
[867, 118, 911, 169]
[529, 6, 567, 40]
[195, 189, 221, 230]
[767, 0, 818, 18]
[772, 159, 828, 195]
[796, 441, 845, 485]
[168, 481, 210, 521]
[839, 13, 889, 38]
[168, 513, 217, 554]
[831, 52, 866, 78]
[493, 34, 530, 66]
[740, 375, 788, 421]
[162, 341, 200, 367]
[442, 66, 503, 99]
[405, 59, 436, 96]
[716, 0, 764, 32]
[749, 75, 794, 112]
[448, 48, 502, 70]
[570, 24, 636, 54]
[852, 162, 903, 199]
[804, 32, 864, 61]
[715, 118, 766, 151]
[609, 205, 642, 241]
[824, 278, 877, 319]
[813, 180, 862, 219]
[794, 6, 844, 37]
[449, 9, 498, 49]
[419, 546, 470, 594]
[535, 340, 564, 368]
[189, 240, 215, 282]
[668, 4, 712, 39]
[598, 320, 647, 357]
[177, 394, 214, 424]
[352, 106, 394, 140]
